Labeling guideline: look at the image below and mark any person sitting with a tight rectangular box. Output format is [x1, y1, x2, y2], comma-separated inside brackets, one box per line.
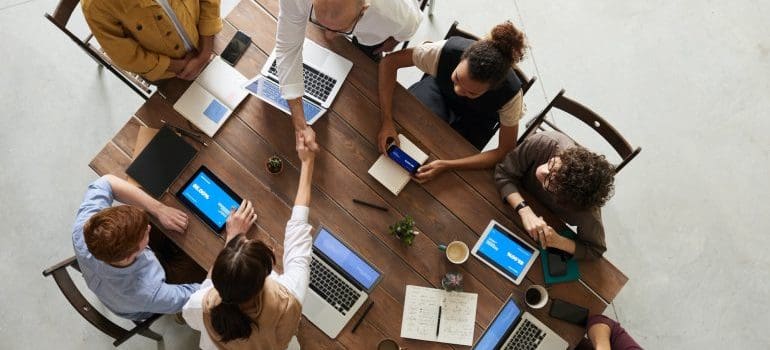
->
[82, 0, 222, 81]
[72, 175, 203, 321]
[183, 135, 317, 349]
[494, 131, 616, 260]
[583, 315, 642, 350]
[377, 21, 528, 182]
[275, 0, 422, 153]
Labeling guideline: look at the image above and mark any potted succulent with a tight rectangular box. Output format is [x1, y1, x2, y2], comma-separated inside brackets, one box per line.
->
[389, 216, 419, 246]
[265, 155, 283, 175]
[441, 272, 464, 292]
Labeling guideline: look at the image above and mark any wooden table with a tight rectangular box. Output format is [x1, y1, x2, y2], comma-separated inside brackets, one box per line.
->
[89, 0, 628, 348]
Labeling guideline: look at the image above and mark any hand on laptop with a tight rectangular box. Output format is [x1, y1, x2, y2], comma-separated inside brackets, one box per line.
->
[155, 204, 189, 233]
[225, 200, 257, 242]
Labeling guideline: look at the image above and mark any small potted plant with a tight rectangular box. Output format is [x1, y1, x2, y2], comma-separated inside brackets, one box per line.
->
[389, 215, 418, 246]
[265, 155, 283, 175]
[441, 272, 464, 292]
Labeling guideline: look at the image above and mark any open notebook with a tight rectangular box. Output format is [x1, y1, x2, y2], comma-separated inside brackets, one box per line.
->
[400, 285, 478, 346]
[368, 134, 429, 195]
[173, 56, 248, 137]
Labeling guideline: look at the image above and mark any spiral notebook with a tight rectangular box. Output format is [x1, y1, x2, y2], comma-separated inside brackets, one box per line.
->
[367, 134, 428, 195]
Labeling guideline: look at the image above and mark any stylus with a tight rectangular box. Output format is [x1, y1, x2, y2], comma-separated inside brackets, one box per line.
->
[353, 198, 388, 212]
[350, 300, 374, 333]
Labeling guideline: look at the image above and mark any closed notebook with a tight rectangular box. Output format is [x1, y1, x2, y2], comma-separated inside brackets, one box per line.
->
[368, 134, 429, 195]
[126, 126, 198, 198]
[173, 56, 248, 137]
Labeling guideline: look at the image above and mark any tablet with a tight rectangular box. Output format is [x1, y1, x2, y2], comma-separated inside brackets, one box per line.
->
[176, 166, 242, 235]
[471, 220, 539, 285]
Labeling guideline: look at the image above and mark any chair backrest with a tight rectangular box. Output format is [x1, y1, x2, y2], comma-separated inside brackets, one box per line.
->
[517, 89, 642, 173]
[443, 21, 537, 95]
[42, 256, 162, 346]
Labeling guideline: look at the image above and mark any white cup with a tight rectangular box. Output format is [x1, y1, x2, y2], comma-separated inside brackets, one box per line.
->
[439, 241, 469, 264]
[524, 285, 549, 309]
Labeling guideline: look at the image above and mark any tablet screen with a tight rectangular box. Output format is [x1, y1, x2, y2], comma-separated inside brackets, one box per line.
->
[177, 167, 241, 233]
[476, 224, 536, 280]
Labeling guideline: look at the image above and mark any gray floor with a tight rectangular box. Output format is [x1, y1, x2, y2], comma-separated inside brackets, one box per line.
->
[1, 0, 769, 349]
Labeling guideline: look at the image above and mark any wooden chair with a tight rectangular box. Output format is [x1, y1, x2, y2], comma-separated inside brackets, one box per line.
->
[517, 89, 642, 173]
[42, 256, 163, 346]
[45, 0, 154, 99]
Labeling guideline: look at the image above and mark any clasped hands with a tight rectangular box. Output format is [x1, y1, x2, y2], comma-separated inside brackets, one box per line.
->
[518, 207, 570, 251]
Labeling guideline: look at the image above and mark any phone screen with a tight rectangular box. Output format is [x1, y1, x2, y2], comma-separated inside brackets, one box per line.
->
[549, 299, 589, 326]
[222, 31, 251, 66]
[387, 144, 420, 174]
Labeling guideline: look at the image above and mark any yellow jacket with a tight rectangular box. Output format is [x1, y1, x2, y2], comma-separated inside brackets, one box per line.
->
[82, 0, 222, 81]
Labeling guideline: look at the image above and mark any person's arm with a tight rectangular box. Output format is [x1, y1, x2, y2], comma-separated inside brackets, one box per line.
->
[102, 175, 188, 232]
[377, 48, 416, 153]
[144, 281, 201, 314]
[223, 200, 258, 244]
[571, 208, 607, 260]
[587, 322, 613, 350]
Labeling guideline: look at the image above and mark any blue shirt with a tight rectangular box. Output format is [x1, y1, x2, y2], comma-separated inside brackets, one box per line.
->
[72, 177, 200, 320]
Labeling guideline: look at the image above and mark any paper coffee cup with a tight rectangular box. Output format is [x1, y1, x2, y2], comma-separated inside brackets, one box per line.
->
[377, 339, 401, 350]
[439, 241, 469, 264]
[524, 285, 549, 309]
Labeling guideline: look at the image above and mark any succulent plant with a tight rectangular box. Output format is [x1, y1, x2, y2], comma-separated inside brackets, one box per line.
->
[266, 155, 283, 174]
[389, 216, 418, 246]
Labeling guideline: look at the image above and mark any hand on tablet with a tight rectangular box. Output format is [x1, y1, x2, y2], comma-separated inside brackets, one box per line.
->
[155, 204, 189, 233]
[225, 200, 257, 241]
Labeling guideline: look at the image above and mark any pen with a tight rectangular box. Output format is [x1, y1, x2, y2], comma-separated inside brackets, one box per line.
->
[161, 120, 209, 147]
[350, 300, 374, 333]
[435, 306, 441, 337]
[353, 198, 388, 212]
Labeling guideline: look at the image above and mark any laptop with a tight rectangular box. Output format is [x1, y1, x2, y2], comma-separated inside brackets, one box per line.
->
[244, 39, 353, 125]
[303, 227, 382, 338]
[472, 295, 568, 350]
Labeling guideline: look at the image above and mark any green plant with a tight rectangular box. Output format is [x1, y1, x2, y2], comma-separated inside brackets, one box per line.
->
[389, 216, 418, 246]
[266, 155, 283, 174]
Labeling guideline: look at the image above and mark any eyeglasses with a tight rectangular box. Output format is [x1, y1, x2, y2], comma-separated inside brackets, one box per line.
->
[308, 4, 363, 35]
[542, 157, 559, 193]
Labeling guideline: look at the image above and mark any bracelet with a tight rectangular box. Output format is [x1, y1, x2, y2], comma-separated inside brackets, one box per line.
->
[513, 200, 528, 213]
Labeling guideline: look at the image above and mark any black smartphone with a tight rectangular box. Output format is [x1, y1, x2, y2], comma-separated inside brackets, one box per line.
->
[547, 250, 568, 276]
[221, 31, 251, 66]
[549, 299, 589, 326]
[386, 142, 420, 174]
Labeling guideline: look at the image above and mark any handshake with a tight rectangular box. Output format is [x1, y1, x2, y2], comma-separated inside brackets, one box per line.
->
[296, 126, 319, 162]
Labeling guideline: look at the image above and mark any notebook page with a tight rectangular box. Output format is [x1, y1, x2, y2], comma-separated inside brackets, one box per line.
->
[196, 56, 248, 110]
[400, 285, 477, 346]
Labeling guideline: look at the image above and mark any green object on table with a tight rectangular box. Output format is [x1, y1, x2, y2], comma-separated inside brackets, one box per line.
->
[541, 229, 580, 285]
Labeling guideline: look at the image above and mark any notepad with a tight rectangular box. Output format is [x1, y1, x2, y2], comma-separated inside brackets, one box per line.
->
[400, 285, 477, 346]
[368, 134, 429, 195]
[173, 56, 248, 137]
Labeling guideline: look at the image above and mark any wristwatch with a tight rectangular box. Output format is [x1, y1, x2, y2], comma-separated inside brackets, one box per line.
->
[513, 200, 528, 213]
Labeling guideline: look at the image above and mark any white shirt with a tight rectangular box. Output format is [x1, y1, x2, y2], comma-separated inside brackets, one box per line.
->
[182, 206, 313, 350]
[275, 0, 422, 99]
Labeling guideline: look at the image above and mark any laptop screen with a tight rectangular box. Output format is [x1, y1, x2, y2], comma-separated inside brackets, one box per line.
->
[476, 225, 536, 280]
[473, 298, 522, 350]
[314, 228, 381, 291]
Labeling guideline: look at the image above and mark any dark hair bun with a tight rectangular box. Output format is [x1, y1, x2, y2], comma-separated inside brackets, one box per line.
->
[490, 21, 527, 63]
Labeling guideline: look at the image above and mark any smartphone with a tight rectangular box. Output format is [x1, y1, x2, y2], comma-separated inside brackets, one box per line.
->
[386, 143, 420, 174]
[549, 299, 589, 326]
[221, 31, 251, 66]
[547, 250, 568, 277]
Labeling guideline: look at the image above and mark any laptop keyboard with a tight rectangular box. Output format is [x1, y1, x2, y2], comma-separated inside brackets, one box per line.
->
[309, 257, 361, 316]
[503, 319, 547, 350]
[269, 61, 336, 103]
[246, 77, 323, 123]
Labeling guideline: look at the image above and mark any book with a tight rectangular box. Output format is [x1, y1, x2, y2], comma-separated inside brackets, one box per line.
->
[173, 56, 248, 137]
[400, 285, 477, 346]
[368, 134, 429, 195]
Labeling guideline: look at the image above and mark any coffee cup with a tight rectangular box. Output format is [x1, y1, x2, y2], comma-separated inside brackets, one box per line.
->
[524, 285, 549, 309]
[377, 339, 403, 350]
[438, 241, 470, 264]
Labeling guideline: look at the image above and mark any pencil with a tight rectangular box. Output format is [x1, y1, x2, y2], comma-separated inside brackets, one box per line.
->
[436, 306, 442, 337]
[350, 300, 374, 333]
[353, 198, 388, 212]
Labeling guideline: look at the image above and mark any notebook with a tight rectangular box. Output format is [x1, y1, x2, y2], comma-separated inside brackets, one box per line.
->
[125, 126, 198, 198]
[400, 285, 478, 346]
[541, 229, 580, 285]
[173, 56, 248, 137]
[127, 126, 159, 187]
[368, 134, 428, 195]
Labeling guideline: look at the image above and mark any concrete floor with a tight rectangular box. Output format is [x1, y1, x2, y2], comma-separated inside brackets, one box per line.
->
[1, 0, 768, 348]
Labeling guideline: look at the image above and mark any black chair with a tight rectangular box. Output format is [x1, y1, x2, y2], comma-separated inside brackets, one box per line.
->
[42, 256, 163, 346]
[517, 89, 642, 173]
[45, 0, 154, 99]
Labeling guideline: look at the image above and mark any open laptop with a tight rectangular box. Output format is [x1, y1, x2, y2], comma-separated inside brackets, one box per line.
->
[473, 295, 568, 350]
[244, 39, 353, 125]
[303, 227, 382, 338]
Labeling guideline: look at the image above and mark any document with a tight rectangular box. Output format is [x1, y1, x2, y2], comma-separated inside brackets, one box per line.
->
[400, 285, 477, 346]
[173, 56, 248, 137]
[368, 134, 429, 195]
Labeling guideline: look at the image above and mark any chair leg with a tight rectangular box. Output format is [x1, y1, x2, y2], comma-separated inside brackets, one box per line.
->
[138, 328, 163, 342]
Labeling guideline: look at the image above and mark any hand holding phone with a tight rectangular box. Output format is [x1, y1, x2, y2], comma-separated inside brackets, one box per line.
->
[386, 142, 420, 174]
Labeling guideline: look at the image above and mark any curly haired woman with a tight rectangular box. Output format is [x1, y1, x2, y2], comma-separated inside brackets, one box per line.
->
[494, 131, 616, 260]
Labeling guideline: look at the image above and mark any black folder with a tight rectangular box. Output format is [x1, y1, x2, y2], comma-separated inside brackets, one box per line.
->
[126, 126, 198, 198]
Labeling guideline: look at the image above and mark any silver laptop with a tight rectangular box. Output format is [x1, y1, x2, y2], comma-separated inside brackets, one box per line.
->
[472, 295, 568, 350]
[244, 39, 353, 125]
[303, 227, 382, 338]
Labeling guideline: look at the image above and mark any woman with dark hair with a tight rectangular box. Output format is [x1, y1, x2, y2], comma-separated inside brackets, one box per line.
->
[494, 131, 616, 260]
[183, 135, 317, 349]
[378, 21, 529, 182]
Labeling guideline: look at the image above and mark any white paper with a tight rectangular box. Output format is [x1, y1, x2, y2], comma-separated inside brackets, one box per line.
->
[368, 134, 429, 195]
[196, 57, 248, 110]
[400, 285, 477, 346]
